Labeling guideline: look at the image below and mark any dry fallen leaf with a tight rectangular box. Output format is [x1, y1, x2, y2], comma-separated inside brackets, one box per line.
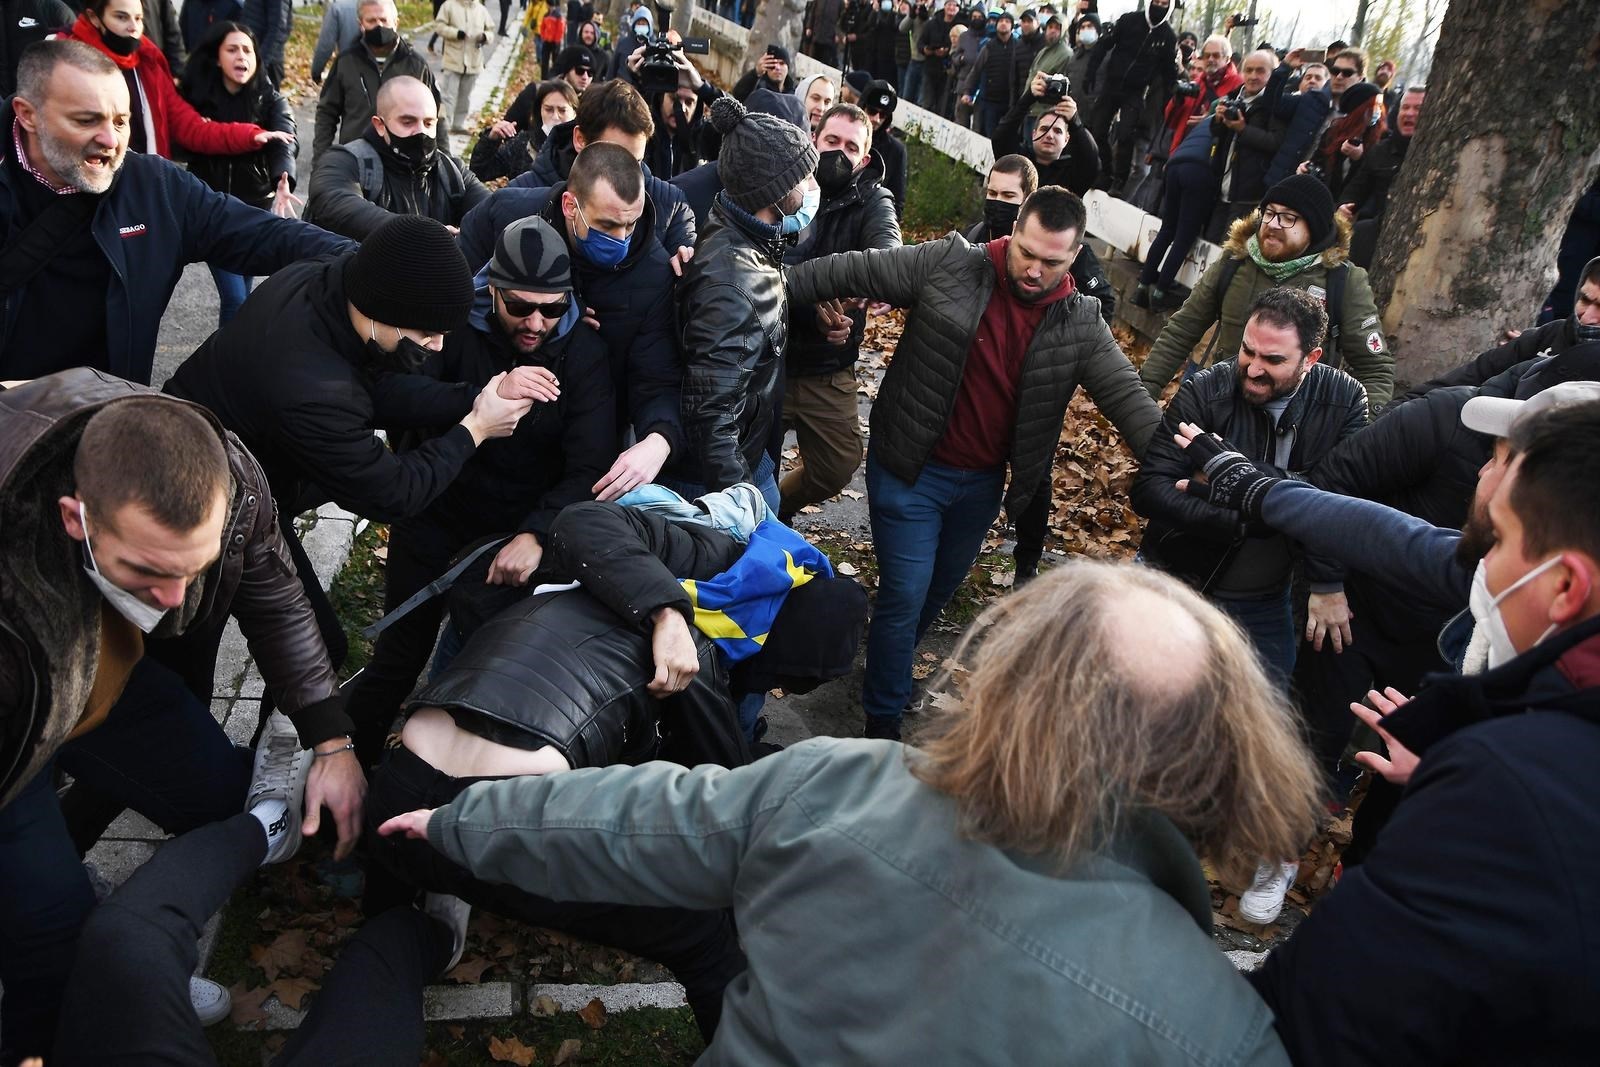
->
[265, 975, 319, 1012]
[578, 997, 608, 1030]
[227, 983, 272, 1029]
[531, 993, 560, 1017]
[446, 956, 494, 983]
[836, 561, 859, 576]
[487, 1034, 536, 1065]
[250, 929, 310, 983]
[553, 1038, 584, 1065]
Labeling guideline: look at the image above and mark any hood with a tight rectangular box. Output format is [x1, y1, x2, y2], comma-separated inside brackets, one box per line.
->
[532, 118, 580, 184]
[628, 6, 653, 33]
[1145, 1, 1172, 27]
[794, 73, 833, 108]
[1223, 209, 1351, 266]
[468, 264, 582, 349]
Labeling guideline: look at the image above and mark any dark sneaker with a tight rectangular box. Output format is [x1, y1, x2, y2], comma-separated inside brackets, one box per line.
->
[1130, 283, 1152, 309]
[863, 715, 902, 741]
[1013, 548, 1041, 586]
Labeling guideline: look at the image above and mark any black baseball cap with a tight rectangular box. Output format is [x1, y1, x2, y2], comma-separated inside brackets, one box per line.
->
[863, 79, 898, 117]
[765, 43, 791, 64]
[555, 46, 595, 75]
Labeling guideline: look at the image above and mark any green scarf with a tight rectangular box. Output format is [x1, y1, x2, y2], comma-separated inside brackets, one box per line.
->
[1247, 235, 1321, 281]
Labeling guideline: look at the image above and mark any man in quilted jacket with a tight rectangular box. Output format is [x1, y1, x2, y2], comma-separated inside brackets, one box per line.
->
[787, 185, 1162, 739]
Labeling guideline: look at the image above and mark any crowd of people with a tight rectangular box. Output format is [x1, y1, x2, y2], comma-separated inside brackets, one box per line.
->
[0, 0, 1598, 1063]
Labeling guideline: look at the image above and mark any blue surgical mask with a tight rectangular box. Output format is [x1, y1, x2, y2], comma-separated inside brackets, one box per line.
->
[781, 183, 821, 234]
[79, 501, 170, 633]
[573, 199, 631, 268]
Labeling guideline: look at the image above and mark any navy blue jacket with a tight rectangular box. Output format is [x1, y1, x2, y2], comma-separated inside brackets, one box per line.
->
[505, 118, 695, 253]
[0, 147, 349, 384]
[457, 181, 682, 455]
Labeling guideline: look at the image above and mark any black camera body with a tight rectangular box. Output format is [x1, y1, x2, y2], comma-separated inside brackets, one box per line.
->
[1172, 79, 1201, 99]
[1229, 12, 1259, 27]
[1041, 73, 1070, 102]
[1224, 103, 1243, 121]
[638, 32, 711, 101]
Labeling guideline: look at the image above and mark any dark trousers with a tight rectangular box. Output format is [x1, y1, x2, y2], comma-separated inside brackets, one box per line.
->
[1140, 158, 1219, 290]
[498, 0, 512, 32]
[364, 745, 747, 1041]
[1012, 473, 1052, 563]
[0, 657, 251, 1065]
[51, 813, 447, 1066]
[1086, 89, 1144, 189]
[345, 507, 501, 767]
[977, 99, 1009, 137]
[270, 506, 349, 718]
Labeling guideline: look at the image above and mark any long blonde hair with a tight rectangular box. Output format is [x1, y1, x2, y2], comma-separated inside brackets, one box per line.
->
[912, 560, 1321, 886]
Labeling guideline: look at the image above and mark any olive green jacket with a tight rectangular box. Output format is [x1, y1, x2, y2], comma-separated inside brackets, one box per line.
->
[1139, 211, 1394, 411]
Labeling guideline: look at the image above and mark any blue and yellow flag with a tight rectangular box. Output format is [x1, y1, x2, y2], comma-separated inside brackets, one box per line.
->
[681, 519, 834, 663]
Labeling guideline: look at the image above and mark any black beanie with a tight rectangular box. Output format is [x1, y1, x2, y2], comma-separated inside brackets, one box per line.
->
[343, 215, 475, 333]
[711, 95, 818, 214]
[1260, 173, 1336, 247]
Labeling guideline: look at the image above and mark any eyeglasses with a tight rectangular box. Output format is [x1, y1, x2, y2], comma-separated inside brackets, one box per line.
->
[497, 290, 571, 319]
[1261, 209, 1301, 229]
[1330, 67, 1359, 78]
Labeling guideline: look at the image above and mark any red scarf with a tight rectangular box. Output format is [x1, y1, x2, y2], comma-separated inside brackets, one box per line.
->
[68, 12, 146, 70]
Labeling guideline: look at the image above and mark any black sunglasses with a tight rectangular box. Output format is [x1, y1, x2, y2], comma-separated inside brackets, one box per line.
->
[497, 291, 571, 319]
[1330, 66, 1359, 77]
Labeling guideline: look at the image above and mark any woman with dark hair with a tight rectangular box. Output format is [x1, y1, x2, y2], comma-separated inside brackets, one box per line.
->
[470, 78, 577, 182]
[179, 20, 300, 323]
[1307, 48, 1385, 201]
[65, 0, 287, 160]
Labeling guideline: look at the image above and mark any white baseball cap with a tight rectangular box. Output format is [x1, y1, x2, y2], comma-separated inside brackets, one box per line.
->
[1460, 380, 1600, 438]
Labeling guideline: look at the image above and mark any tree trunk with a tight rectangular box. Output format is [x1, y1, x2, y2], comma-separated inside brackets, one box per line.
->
[1369, 0, 1600, 389]
[1350, 0, 1371, 44]
[741, 0, 804, 70]
[670, 0, 696, 36]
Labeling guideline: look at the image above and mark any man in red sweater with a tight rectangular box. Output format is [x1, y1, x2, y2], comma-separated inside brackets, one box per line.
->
[787, 186, 1161, 738]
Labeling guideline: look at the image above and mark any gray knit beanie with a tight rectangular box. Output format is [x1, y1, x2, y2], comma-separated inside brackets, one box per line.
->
[487, 217, 573, 293]
[711, 95, 818, 215]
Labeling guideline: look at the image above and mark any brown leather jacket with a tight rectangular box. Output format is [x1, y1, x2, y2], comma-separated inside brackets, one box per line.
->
[0, 370, 349, 809]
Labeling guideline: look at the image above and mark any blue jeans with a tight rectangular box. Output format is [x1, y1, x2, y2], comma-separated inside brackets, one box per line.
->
[902, 61, 924, 107]
[1215, 586, 1296, 692]
[0, 656, 251, 1063]
[662, 451, 780, 518]
[209, 264, 254, 325]
[862, 451, 1006, 722]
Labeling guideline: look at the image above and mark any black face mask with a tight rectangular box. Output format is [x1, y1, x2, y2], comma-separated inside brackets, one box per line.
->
[365, 334, 433, 373]
[99, 26, 140, 56]
[384, 129, 437, 171]
[363, 24, 399, 48]
[984, 197, 1020, 240]
[815, 149, 855, 194]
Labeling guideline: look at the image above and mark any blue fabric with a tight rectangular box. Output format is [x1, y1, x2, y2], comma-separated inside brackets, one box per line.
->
[1215, 587, 1296, 690]
[616, 482, 771, 544]
[862, 449, 1005, 721]
[1167, 114, 1217, 167]
[681, 516, 833, 664]
[901, 60, 924, 106]
[467, 266, 580, 340]
[1140, 158, 1219, 290]
[209, 265, 254, 325]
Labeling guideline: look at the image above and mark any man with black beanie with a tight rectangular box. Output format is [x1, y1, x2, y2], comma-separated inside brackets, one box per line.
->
[678, 95, 819, 506]
[342, 215, 616, 764]
[1140, 171, 1394, 413]
[861, 78, 906, 216]
[165, 214, 541, 681]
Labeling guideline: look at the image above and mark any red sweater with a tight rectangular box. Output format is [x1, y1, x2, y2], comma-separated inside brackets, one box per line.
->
[930, 238, 1075, 471]
[67, 14, 263, 160]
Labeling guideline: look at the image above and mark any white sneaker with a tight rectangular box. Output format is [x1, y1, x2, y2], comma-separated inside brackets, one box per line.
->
[247, 711, 311, 865]
[190, 975, 231, 1026]
[1238, 861, 1299, 925]
[424, 892, 473, 974]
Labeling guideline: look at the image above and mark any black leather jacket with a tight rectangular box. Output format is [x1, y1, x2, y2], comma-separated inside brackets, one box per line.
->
[680, 194, 790, 490]
[786, 154, 901, 378]
[181, 78, 297, 209]
[1133, 360, 1368, 594]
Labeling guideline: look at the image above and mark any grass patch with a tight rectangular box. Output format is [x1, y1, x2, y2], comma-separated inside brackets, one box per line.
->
[326, 520, 389, 677]
[900, 133, 983, 236]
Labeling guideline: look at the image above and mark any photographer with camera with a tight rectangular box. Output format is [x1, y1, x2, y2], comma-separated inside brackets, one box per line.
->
[1205, 47, 1287, 240]
[992, 69, 1099, 196]
[625, 27, 719, 178]
[1299, 47, 1384, 201]
[1082, 0, 1178, 195]
[914, 0, 962, 114]
[732, 43, 797, 101]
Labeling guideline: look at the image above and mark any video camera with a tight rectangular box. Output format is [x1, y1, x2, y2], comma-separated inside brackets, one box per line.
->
[638, 0, 711, 101]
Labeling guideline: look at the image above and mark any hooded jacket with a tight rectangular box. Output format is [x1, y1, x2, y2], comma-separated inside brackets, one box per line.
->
[786, 232, 1161, 519]
[1140, 210, 1394, 410]
[785, 152, 901, 378]
[66, 13, 264, 159]
[312, 37, 437, 158]
[679, 194, 790, 490]
[1084, 5, 1177, 99]
[307, 126, 490, 239]
[0, 128, 349, 384]
[0, 370, 350, 810]
[1400, 311, 1594, 401]
[456, 181, 683, 454]
[506, 118, 696, 253]
[163, 254, 482, 523]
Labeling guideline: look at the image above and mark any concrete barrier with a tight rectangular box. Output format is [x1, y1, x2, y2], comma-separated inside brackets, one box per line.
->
[687, 6, 1224, 291]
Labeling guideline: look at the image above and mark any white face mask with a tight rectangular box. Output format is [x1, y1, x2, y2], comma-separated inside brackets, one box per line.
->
[1078, 28, 1096, 45]
[1469, 556, 1563, 669]
[79, 501, 169, 634]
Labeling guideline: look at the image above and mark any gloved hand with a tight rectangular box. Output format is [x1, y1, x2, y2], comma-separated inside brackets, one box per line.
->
[1179, 428, 1281, 522]
[456, 28, 467, 38]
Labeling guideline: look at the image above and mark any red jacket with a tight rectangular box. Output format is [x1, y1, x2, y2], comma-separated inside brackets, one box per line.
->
[66, 13, 263, 159]
[1162, 61, 1242, 157]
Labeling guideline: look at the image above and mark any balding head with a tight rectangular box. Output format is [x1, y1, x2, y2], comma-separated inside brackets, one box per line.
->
[372, 75, 438, 141]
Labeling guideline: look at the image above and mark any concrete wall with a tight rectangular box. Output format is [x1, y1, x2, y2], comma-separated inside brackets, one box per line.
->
[689, 6, 1223, 289]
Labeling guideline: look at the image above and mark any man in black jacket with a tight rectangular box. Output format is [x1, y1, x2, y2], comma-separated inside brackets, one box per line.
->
[312, 0, 436, 158]
[1248, 400, 1600, 1065]
[968, 9, 1022, 135]
[780, 103, 900, 521]
[1340, 84, 1425, 268]
[239, 0, 289, 84]
[344, 216, 615, 765]
[860, 78, 905, 216]
[1206, 49, 1287, 241]
[0, 0, 74, 96]
[165, 217, 537, 686]
[991, 69, 1100, 195]
[460, 143, 684, 501]
[1133, 287, 1368, 691]
[914, 0, 961, 113]
[680, 96, 818, 507]
[1082, 0, 1177, 192]
[308, 75, 490, 240]
[730, 43, 796, 101]
[1, 41, 348, 385]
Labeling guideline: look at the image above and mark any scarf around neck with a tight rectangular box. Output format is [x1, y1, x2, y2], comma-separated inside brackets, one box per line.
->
[1247, 234, 1320, 281]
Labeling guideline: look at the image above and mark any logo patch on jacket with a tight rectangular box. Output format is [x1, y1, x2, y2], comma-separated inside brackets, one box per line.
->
[1306, 284, 1327, 306]
[18, 16, 38, 27]
[118, 224, 147, 238]
[1366, 331, 1384, 353]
